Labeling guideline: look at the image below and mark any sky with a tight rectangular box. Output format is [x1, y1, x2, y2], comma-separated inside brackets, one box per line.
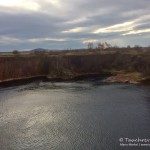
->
[0, 0, 150, 51]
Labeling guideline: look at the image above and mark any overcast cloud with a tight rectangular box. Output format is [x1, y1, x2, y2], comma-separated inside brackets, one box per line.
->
[0, 0, 150, 51]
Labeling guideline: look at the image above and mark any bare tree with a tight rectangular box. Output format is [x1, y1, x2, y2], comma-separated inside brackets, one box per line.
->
[127, 45, 131, 49]
[97, 42, 104, 49]
[105, 42, 111, 48]
[88, 42, 94, 49]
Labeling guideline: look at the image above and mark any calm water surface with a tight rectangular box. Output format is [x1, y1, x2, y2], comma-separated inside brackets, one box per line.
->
[0, 80, 150, 150]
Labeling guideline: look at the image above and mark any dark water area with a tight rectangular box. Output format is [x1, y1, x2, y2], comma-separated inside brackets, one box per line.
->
[0, 80, 150, 150]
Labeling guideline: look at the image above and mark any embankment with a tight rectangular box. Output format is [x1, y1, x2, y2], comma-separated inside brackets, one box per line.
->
[0, 52, 150, 85]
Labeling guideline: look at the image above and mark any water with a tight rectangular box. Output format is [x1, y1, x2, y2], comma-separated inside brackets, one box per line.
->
[0, 80, 150, 150]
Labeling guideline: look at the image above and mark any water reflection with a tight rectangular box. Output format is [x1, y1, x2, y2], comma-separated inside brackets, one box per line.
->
[0, 81, 150, 150]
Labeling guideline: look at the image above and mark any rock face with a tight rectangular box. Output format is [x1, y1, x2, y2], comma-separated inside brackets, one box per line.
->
[0, 52, 150, 84]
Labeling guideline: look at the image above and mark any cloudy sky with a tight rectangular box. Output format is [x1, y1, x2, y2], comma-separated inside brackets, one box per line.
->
[0, 0, 150, 51]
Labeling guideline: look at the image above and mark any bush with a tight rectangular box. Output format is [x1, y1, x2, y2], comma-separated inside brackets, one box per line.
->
[12, 50, 19, 55]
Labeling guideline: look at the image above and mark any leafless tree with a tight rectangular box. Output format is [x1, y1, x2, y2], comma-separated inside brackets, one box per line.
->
[88, 42, 94, 49]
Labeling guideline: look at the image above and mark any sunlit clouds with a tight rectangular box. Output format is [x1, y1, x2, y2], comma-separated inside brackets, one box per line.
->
[62, 27, 88, 33]
[93, 22, 135, 34]
[0, 36, 67, 45]
[0, 0, 40, 11]
[123, 28, 150, 36]
[82, 39, 98, 44]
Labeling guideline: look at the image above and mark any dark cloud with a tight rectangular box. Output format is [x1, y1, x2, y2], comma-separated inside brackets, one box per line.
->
[0, 11, 65, 38]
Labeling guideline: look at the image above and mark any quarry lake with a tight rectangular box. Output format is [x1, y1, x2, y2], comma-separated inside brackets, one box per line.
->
[0, 80, 150, 150]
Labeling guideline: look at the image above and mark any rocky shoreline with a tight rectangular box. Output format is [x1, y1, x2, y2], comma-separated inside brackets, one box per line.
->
[103, 72, 150, 85]
[0, 72, 149, 87]
[0, 73, 111, 87]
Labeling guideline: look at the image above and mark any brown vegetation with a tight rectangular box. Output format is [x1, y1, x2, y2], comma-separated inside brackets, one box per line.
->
[0, 48, 150, 85]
